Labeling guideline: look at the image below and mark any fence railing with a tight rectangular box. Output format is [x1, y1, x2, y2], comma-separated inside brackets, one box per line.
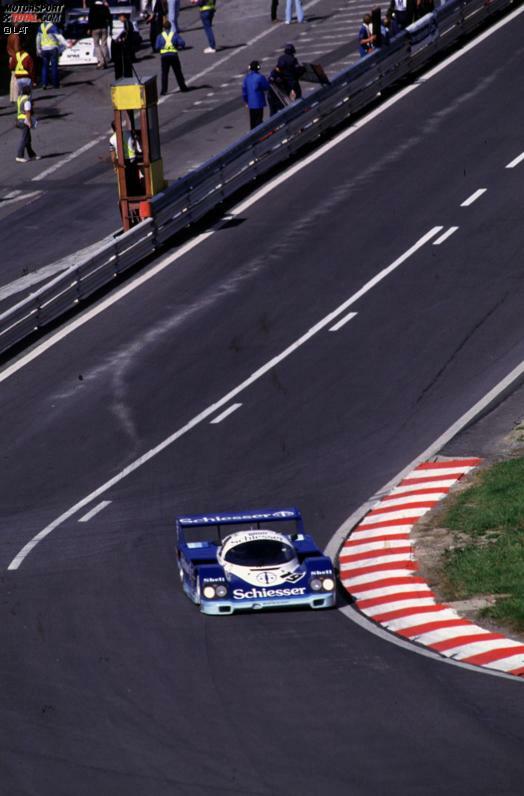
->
[0, 0, 516, 356]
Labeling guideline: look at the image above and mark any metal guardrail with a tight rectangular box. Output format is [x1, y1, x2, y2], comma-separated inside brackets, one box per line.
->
[0, 0, 515, 356]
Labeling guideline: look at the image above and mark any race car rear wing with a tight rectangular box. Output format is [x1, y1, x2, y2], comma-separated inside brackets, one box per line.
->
[176, 508, 304, 544]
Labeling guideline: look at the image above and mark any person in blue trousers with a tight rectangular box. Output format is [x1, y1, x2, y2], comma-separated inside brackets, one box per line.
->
[285, 0, 304, 24]
[36, 20, 68, 88]
[242, 60, 270, 129]
[191, 0, 217, 52]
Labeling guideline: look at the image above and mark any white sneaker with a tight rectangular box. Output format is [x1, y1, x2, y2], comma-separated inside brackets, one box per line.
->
[16, 157, 28, 163]
[29, 155, 41, 160]
[203, 47, 216, 53]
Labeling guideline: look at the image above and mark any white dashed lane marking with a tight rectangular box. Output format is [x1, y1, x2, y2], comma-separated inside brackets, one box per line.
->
[433, 226, 459, 245]
[460, 188, 486, 206]
[210, 402, 243, 424]
[78, 500, 112, 523]
[506, 152, 524, 168]
[329, 311, 358, 331]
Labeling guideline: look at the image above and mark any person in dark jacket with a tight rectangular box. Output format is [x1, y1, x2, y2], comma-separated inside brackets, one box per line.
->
[88, 0, 112, 68]
[276, 43, 304, 99]
[155, 20, 188, 94]
[112, 13, 134, 79]
[242, 60, 270, 130]
[268, 64, 293, 115]
[147, 0, 167, 52]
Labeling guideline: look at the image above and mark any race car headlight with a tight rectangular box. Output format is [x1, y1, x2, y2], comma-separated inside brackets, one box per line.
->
[202, 585, 216, 599]
[215, 584, 228, 598]
[322, 577, 335, 591]
[310, 578, 322, 591]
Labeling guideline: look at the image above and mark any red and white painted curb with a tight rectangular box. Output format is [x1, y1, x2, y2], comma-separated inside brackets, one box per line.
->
[339, 459, 524, 677]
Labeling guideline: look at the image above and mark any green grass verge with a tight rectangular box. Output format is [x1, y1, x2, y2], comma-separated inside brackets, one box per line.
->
[440, 457, 524, 631]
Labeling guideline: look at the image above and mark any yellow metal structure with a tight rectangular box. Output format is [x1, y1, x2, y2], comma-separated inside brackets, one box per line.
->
[110, 76, 166, 230]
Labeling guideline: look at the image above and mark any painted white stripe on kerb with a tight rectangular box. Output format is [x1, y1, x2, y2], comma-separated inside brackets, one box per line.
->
[486, 654, 524, 673]
[460, 189, 486, 207]
[433, 226, 459, 245]
[340, 568, 416, 587]
[329, 311, 358, 331]
[412, 625, 487, 645]
[363, 597, 436, 617]
[78, 500, 112, 523]
[343, 538, 413, 555]
[408, 465, 473, 478]
[391, 478, 457, 493]
[210, 403, 242, 424]
[353, 583, 432, 600]
[384, 609, 460, 632]
[360, 507, 429, 523]
[339, 552, 413, 571]
[505, 152, 524, 169]
[346, 526, 412, 541]
[450, 639, 523, 660]
[352, 523, 418, 535]
[376, 493, 445, 508]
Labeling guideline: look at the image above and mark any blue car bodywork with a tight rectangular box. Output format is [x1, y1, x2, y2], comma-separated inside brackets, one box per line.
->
[176, 508, 336, 615]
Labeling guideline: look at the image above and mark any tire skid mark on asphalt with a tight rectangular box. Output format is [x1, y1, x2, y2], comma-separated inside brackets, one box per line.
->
[5, 228, 441, 570]
[338, 459, 524, 678]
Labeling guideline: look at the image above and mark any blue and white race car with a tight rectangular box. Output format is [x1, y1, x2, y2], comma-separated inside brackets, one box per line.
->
[176, 508, 336, 615]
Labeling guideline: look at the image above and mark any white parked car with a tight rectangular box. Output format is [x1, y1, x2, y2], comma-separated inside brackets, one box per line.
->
[59, 4, 142, 66]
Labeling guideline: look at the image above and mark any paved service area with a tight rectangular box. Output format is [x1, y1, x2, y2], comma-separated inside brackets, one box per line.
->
[0, 0, 369, 315]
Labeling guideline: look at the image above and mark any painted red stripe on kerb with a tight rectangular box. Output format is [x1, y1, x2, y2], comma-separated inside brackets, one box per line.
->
[340, 546, 413, 563]
[357, 590, 436, 610]
[369, 501, 438, 515]
[370, 604, 449, 623]
[381, 488, 451, 500]
[341, 561, 418, 578]
[509, 667, 524, 677]
[355, 518, 415, 531]
[415, 459, 481, 470]
[349, 576, 427, 593]
[397, 618, 473, 638]
[461, 645, 524, 666]
[430, 632, 504, 652]
[343, 533, 410, 548]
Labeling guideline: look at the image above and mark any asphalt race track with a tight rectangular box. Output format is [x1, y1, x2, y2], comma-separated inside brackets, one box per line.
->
[1, 17, 524, 796]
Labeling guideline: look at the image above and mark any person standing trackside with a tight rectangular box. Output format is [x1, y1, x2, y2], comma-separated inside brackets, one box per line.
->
[358, 14, 375, 56]
[36, 19, 68, 89]
[7, 26, 22, 102]
[242, 60, 270, 130]
[156, 20, 188, 95]
[112, 13, 134, 79]
[15, 85, 40, 163]
[87, 0, 113, 69]
[191, 0, 217, 53]
[285, 0, 304, 25]
[9, 45, 36, 96]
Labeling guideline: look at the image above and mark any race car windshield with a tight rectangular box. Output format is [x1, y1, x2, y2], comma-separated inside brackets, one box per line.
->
[224, 540, 295, 567]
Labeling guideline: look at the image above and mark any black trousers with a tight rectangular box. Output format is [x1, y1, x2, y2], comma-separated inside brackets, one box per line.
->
[161, 53, 188, 94]
[271, 0, 278, 19]
[113, 42, 133, 80]
[249, 108, 264, 129]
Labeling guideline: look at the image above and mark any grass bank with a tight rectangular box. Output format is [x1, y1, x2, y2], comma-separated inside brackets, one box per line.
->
[440, 457, 524, 632]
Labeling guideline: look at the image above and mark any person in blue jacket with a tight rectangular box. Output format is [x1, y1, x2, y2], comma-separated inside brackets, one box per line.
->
[242, 60, 270, 130]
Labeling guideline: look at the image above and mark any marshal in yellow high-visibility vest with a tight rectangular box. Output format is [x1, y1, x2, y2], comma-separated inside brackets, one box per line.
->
[156, 23, 188, 95]
[14, 51, 30, 77]
[17, 93, 30, 121]
[160, 31, 177, 54]
[40, 22, 56, 49]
